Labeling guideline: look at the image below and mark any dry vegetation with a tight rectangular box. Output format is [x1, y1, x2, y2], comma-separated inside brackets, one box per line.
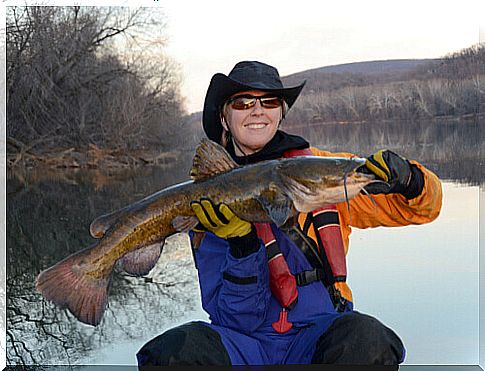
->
[6, 6, 187, 169]
[284, 44, 485, 126]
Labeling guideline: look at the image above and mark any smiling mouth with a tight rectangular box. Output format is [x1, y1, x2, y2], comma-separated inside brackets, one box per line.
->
[245, 123, 269, 129]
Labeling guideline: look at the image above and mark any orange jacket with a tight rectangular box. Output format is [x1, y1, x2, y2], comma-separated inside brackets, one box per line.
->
[307, 147, 443, 301]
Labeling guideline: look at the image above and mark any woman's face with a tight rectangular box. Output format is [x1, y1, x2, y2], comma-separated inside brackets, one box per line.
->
[222, 90, 283, 156]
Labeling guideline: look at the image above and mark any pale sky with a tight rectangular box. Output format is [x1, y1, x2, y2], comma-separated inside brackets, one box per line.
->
[2, 0, 484, 113]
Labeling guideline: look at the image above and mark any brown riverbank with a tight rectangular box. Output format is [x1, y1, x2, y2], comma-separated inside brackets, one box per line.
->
[7, 142, 180, 171]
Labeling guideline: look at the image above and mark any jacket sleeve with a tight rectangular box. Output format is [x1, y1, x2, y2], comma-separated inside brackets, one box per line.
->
[192, 232, 271, 334]
[338, 161, 443, 229]
[309, 147, 443, 229]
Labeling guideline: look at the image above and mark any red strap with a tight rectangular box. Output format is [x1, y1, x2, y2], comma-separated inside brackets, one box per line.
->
[254, 223, 298, 315]
[313, 206, 347, 277]
[267, 255, 298, 308]
[272, 308, 293, 333]
[254, 223, 275, 246]
[283, 148, 313, 158]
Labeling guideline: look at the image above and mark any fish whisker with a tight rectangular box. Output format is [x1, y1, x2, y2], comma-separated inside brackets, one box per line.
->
[361, 186, 378, 212]
[343, 170, 350, 215]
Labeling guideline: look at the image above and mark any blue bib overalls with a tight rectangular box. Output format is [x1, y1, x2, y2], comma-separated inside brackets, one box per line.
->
[193, 226, 346, 364]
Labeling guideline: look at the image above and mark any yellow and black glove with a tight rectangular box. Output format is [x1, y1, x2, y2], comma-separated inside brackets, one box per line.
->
[191, 199, 252, 238]
[190, 199, 259, 257]
[361, 149, 424, 199]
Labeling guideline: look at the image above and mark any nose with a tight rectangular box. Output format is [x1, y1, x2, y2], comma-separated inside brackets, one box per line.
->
[250, 99, 264, 115]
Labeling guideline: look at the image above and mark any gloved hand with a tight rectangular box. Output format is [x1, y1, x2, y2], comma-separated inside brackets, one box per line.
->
[190, 198, 252, 239]
[361, 149, 424, 199]
[191, 199, 260, 258]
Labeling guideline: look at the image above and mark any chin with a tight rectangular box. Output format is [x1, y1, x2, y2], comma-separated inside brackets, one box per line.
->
[248, 134, 273, 146]
[245, 140, 270, 152]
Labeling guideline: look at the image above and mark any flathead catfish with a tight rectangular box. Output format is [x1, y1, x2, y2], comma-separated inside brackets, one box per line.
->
[36, 139, 376, 326]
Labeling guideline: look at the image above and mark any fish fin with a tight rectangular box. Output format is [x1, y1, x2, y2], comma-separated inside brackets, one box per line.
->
[35, 245, 112, 326]
[90, 212, 118, 238]
[190, 139, 239, 181]
[119, 241, 164, 277]
[171, 215, 199, 233]
[256, 192, 293, 227]
[277, 173, 321, 213]
[90, 203, 134, 238]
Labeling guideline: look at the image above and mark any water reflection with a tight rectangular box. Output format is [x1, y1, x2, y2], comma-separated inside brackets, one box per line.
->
[286, 116, 484, 185]
[6, 154, 197, 366]
[5, 120, 483, 366]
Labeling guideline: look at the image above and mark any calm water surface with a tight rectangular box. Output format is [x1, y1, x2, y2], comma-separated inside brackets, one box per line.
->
[5, 119, 484, 366]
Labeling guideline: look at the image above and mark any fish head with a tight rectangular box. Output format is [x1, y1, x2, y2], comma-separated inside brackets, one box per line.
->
[275, 156, 375, 212]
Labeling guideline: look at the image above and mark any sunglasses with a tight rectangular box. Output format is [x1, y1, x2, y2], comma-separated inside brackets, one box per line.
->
[225, 94, 283, 110]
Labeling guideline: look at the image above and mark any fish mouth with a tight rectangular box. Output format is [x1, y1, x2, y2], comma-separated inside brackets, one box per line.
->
[314, 170, 375, 188]
[340, 171, 376, 199]
[284, 171, 377, 212]
[331, 173, 375, 202]
[343, 171, 376, 185]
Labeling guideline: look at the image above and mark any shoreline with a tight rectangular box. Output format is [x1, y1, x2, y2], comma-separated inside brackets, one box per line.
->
[6, 145, 182, 171]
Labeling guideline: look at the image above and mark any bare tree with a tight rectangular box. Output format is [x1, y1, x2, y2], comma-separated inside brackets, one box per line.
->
[6, 6, 186, 154]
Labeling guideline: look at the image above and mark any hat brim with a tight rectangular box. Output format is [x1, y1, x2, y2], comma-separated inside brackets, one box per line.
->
[202, 73, 306, 143]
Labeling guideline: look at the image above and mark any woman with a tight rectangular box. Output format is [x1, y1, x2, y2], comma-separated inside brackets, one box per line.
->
[137, 61, 442, 366]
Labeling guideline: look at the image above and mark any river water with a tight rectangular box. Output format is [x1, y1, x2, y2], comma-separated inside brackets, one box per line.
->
[5, 118, 484, 367]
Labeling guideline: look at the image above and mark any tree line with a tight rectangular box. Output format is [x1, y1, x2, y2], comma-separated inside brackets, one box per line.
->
[284, 44, 485, 125]
[6, 6, 186, 156]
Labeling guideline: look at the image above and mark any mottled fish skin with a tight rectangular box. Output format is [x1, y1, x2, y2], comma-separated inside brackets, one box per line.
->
[35, 139, 375, 326]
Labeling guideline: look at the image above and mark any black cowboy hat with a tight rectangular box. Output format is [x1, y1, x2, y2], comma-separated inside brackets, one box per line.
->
[202, 61, 306, 143]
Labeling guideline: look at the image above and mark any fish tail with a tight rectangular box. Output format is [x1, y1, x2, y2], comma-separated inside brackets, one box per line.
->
[35, 245, 112, 326]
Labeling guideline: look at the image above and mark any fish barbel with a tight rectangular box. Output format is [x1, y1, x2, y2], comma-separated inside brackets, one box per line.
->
[36, 139, 376, 326]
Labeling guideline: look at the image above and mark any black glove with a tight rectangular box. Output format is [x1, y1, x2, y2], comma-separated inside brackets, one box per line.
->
[360, 149, 424, 199]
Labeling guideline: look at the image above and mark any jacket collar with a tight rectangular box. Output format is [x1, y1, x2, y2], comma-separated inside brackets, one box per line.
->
[226, 130, 309, 165]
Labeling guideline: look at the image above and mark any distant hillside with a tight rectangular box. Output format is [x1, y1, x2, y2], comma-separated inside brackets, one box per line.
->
[287, 59, 436, 76]
[282, 44, 484, 125]
[282, 58, 441, 94]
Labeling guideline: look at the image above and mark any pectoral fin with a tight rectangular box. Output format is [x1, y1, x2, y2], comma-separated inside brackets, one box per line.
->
[256, 193, 293, 227]
[172, 215, 200, 233]
[277, 173, 324, 213]
[278, 173, 370, 212]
